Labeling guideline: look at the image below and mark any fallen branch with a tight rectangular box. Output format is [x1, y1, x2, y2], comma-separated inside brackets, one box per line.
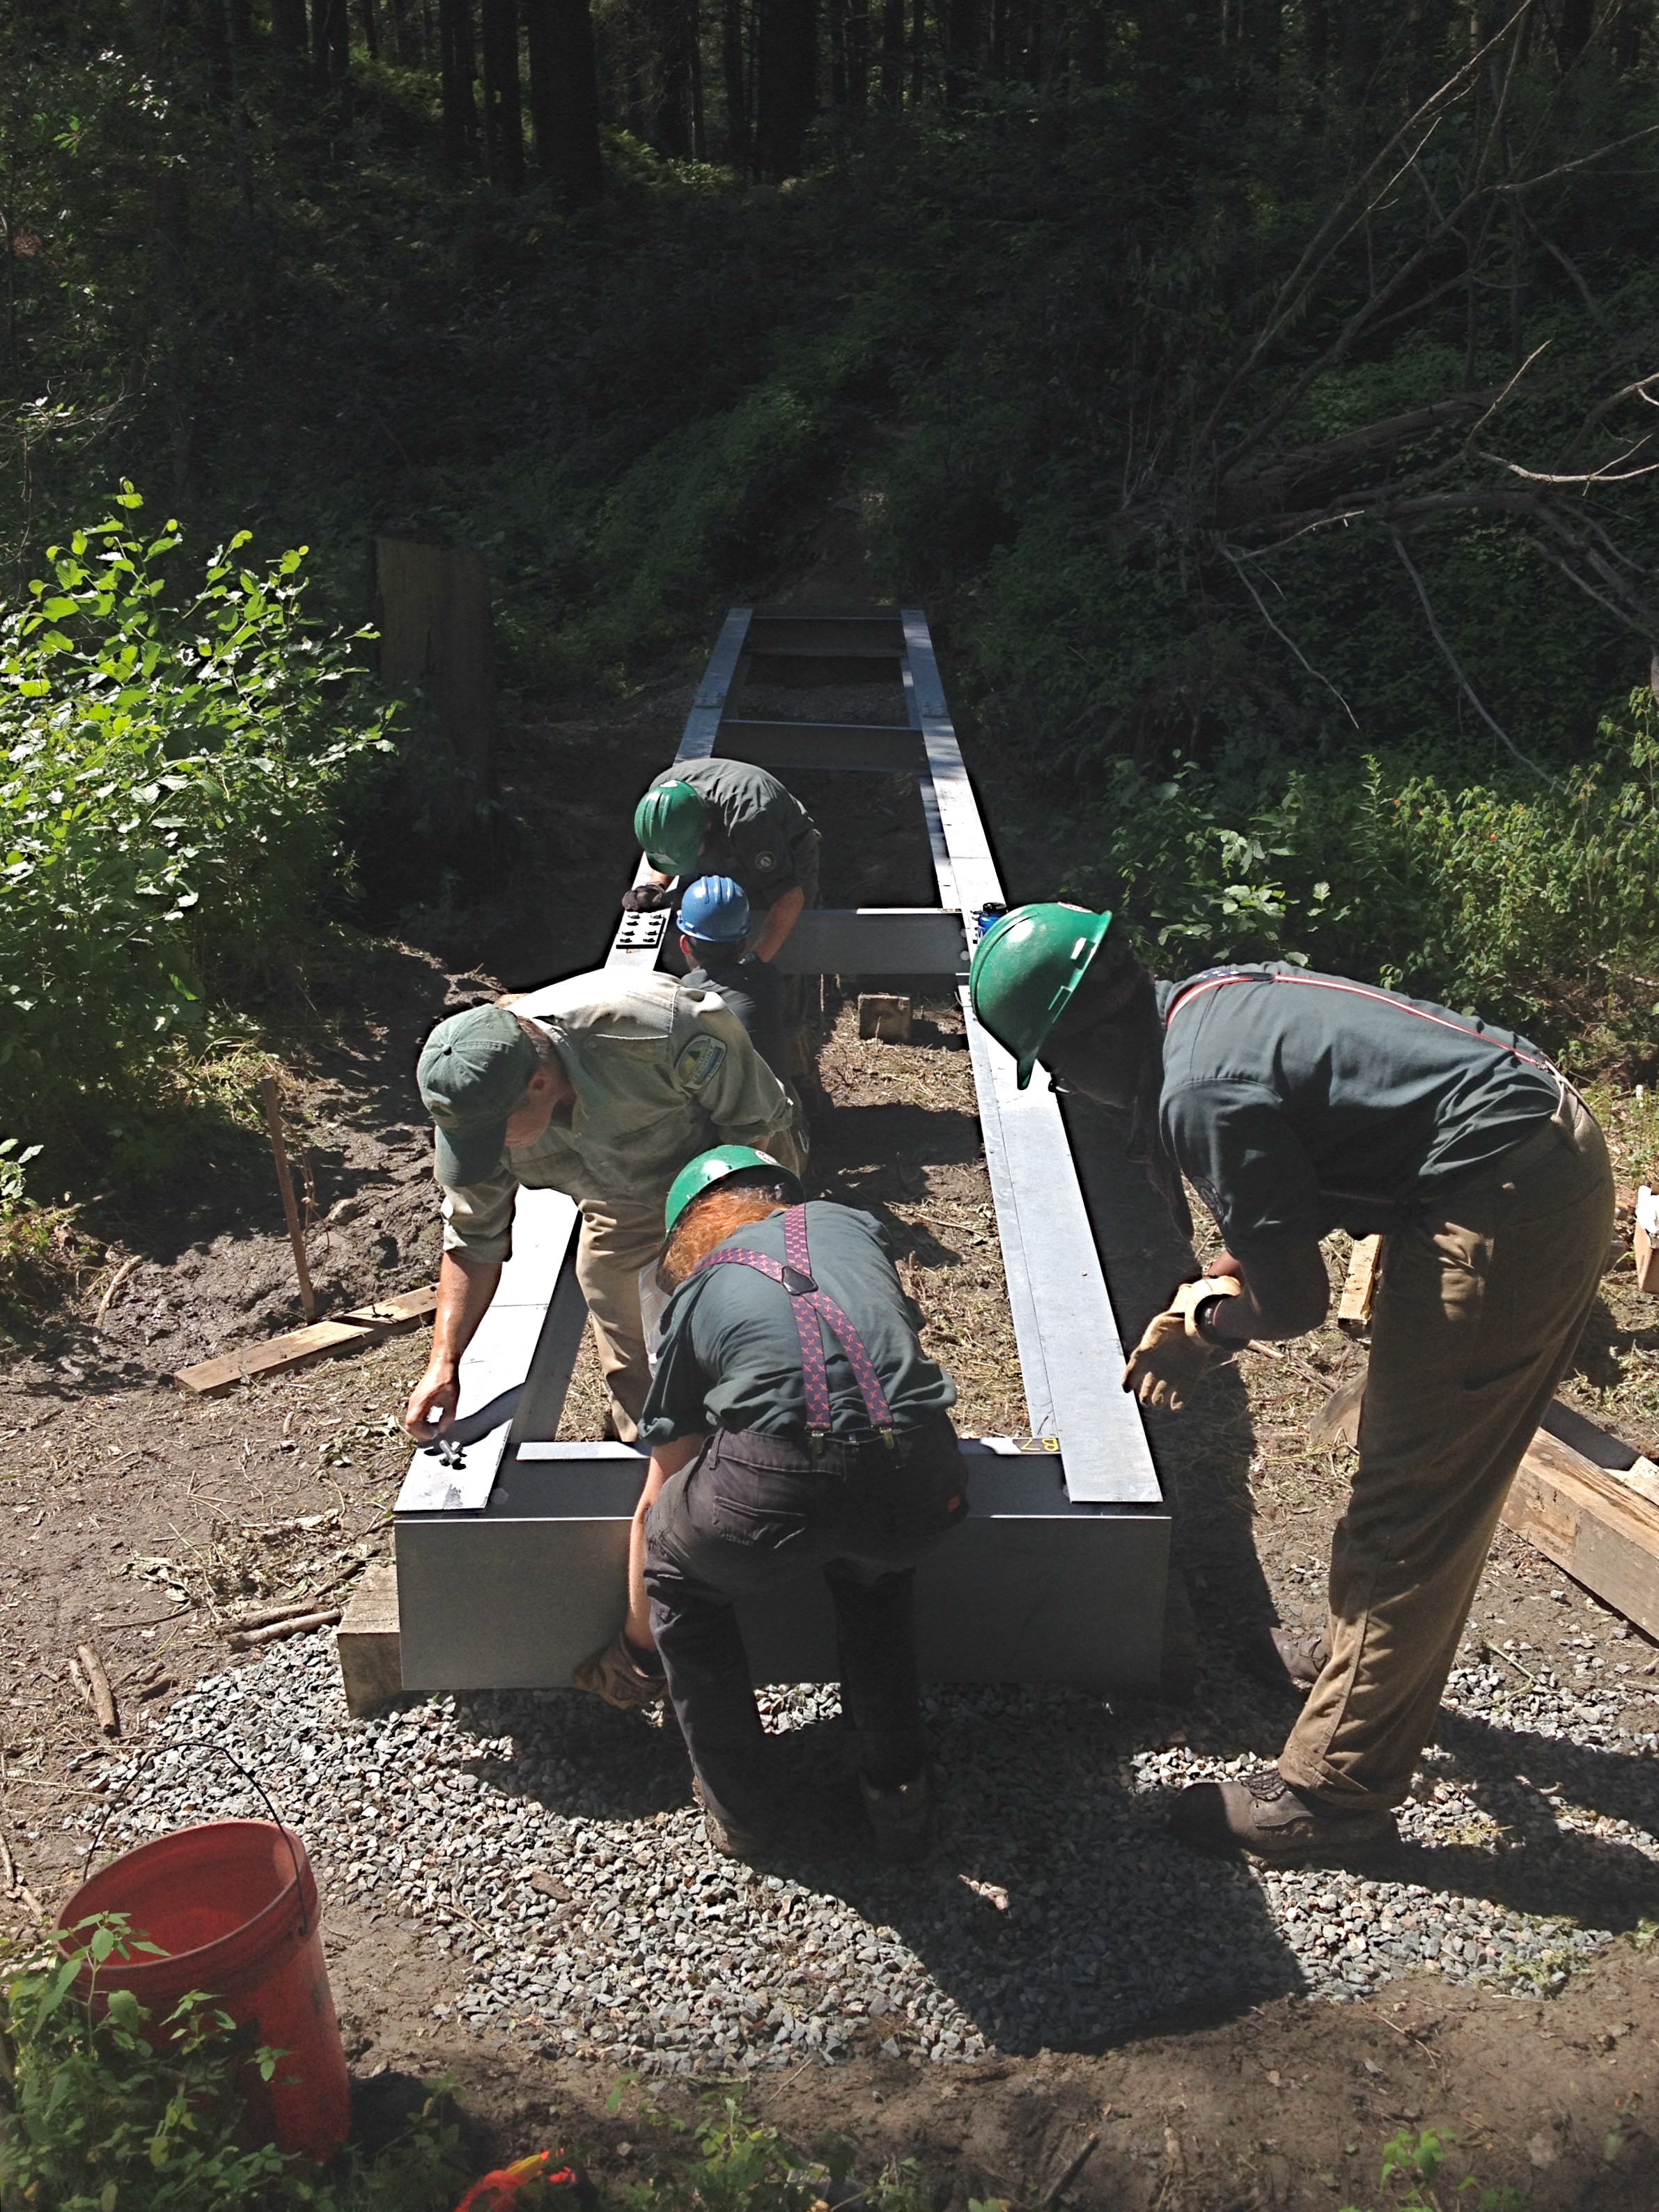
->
[77, 1644, 120, 1738]
[225, 1608, 343, 1651]
[1042, 2133, 1100, 2206]
[93, 1256, 140, 1331]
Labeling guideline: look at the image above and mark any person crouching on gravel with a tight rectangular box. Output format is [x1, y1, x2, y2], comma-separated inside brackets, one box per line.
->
[573, 1146, 969, 1866]
[969, 904, 1613, 1867]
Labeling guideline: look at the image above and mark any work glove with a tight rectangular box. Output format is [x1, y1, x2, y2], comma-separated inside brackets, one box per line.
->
[621, 881, 676, 913]
[573, 1632, 665, 1711]
[1122, 1274, 1244, 1413]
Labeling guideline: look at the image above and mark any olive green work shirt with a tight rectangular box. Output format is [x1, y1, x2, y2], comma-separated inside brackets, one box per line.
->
[646, 757, 818, 911]
[1154, 963, 1561, 1259]
[639, 1203, 957, 1444]
[438, 972, 802, 1267]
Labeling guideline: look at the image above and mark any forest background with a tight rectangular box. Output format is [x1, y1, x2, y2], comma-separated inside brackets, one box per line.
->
[3, 0, 1659, 1222]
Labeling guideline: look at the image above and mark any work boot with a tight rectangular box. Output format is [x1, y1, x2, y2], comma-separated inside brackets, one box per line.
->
[692, 1775, 771, 1864]
[1170, 1769, 1398, 1865]
[859, 1768, 933, 1864]
[1243, 1626, 1330, 1695]
[573, 1633, 664, 1711]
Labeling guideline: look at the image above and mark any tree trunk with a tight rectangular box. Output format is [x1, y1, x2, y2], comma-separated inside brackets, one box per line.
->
[481, 0, 525, 185]
[845, 0, 869, 107]
[526, 0, 605, 196]
[756, 0, 816, 169]
[440, 0, 479, 168]
[879, 0, 903, 102]
[656, 0, 696, 153]
[1555, 0, 1594, 64]
[910, 0, 924, 100]
[313, 0, 351, 84]
[271, 0, 309, 56]
[723, 0, 753, 157]
[201, 0, 234, 96]
[373, 538, 499, 830]
[1337, 0, 1380, 104]
[944, 0, 975, 98]
[359, 0, 382, 55]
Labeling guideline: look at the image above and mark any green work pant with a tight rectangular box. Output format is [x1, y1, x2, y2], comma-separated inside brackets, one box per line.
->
[1279, 1089, 1613, 1810]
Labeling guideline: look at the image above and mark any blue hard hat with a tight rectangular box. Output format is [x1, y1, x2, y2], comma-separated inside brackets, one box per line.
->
[677, 874, 749, 944]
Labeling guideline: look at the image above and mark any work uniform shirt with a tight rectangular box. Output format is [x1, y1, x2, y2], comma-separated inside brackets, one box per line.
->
[639, 1203, 956, 1443]
[438, 973, 798, 1266]
[646, 758, 818, 911]
[1155, 964, 1560, 1259]
[683, 954, 789, 1082]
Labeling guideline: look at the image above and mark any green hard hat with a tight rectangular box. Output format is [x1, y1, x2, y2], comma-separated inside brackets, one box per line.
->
[664, 1144, 800, 1234]
[969, 903, 1114, 1089]
[634, 779, 708, 873]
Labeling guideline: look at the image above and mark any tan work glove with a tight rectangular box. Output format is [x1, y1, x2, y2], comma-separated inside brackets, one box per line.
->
[1122, 1275, 1244, 1412]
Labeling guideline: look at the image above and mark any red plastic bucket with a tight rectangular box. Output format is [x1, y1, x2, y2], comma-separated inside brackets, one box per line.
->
[60, 1821, 350, 2163]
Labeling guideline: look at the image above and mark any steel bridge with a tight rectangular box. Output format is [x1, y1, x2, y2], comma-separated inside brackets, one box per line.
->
[393, 607, 1171, 1690]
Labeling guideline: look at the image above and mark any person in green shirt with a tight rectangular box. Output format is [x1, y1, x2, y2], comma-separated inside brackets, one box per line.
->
[403, 975, 802, 1447]
[628, 758, 820, 966]
[576, 1146, 967, 1866]
[969, 906, 1613, 1866]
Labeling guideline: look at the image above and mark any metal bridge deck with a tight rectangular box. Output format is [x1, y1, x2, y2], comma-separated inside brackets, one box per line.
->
[394, 607, 1169, 1691]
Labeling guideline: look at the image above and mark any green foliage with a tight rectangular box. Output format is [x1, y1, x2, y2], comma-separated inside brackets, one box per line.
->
[1339, 2125, 1527, 2212]
[1059, 690, 1659, 1057]
[0, 488, 391, 1152]
[609, 2092, 929, 2212]
[0, 1917, 470, 2212]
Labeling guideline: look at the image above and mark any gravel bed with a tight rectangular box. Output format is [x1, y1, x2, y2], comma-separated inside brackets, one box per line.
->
[85, 1630, 1658, 2073]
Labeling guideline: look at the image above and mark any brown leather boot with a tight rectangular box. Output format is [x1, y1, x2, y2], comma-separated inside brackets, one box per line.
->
[1170, 1768, 1397, 1864]
[1243, 1626, 1331, 1695]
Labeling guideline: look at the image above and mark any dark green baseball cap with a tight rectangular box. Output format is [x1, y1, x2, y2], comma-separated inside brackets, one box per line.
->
[417, 1004, 539, 1186]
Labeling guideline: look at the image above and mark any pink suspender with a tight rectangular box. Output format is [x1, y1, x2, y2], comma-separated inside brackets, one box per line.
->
[687, 1205, 896, 1441]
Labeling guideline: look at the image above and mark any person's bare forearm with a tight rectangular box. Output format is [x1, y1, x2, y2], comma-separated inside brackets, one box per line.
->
[751, 885, 804, 963]
[623, 1434, 703, 1648]
[402, 1249, 501, 1437]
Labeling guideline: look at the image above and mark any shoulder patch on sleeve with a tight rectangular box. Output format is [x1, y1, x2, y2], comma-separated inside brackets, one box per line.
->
[676, 1032, 728, 1086]
[754, 849, 777, 871]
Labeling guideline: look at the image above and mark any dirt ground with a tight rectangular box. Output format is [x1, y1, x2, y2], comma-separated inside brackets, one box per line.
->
[4, 616, 1659, 2210]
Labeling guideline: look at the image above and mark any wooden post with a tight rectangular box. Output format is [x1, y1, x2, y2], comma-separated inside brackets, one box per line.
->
[259, 1077, 317, 1321]
[373, 536, 498, 810]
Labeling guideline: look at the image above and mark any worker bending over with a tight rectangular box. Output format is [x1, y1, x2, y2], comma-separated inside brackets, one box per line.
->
[579, 1146, 968, 1866]
[628, 759, 820, 967]
[674, 875, 789, 1084]
[403, 976, 801, 1447]
[971, 908, 1612, 1864]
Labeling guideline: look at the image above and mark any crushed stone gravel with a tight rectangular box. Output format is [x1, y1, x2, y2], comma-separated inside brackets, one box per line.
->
[84, 1627, 1659, 2074]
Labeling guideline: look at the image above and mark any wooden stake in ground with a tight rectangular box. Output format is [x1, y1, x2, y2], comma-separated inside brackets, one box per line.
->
[258, 1075, 316, 1321]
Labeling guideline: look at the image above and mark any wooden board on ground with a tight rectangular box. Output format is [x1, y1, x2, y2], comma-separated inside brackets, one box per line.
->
[174, 1288, 438, 1398]
[1503, 1426, 1659, 1640]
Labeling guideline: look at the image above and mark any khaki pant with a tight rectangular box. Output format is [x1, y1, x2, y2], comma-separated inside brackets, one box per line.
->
[1280, 1089, 1612, 1810]
[576, 1197, 668, 1442]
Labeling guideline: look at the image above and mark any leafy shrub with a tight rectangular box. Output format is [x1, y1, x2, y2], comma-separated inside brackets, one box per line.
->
[0, 1916, 471, 2211]
[0, 488, 391, 1155]
[1059, 690, 1659, 1057]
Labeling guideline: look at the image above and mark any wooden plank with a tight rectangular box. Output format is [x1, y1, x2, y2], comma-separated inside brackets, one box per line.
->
[338, 1562, 402, 1717]
[173, 1287, 438, 1397]
[1502, 1428, 1659, 1639]
[1337, 1234, 1382, 1327]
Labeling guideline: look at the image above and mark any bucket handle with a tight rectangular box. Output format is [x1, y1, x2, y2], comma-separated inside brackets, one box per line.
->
[79, 1744, 311, 1939]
